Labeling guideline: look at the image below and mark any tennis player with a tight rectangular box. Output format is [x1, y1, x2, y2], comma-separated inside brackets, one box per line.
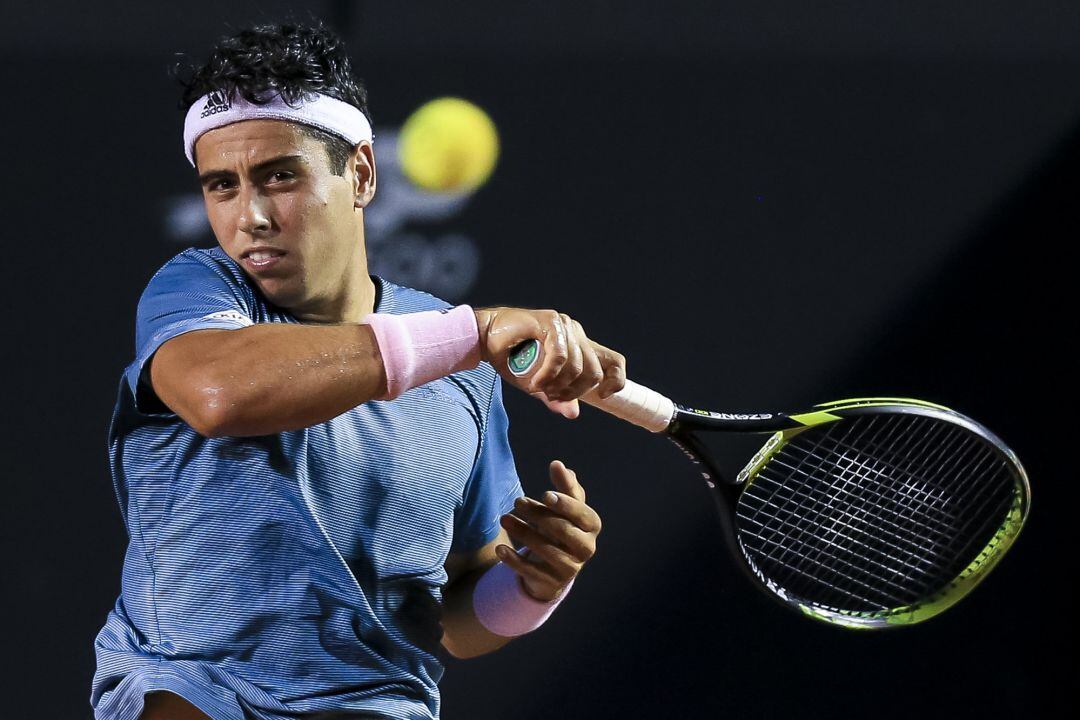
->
[91, 23, 625, 720]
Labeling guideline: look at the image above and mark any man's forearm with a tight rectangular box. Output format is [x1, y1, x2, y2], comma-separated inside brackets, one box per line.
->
[151, 323, 387, 437]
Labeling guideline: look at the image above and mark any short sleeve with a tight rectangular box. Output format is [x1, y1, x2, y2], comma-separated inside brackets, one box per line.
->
[451, 379, 525, 553]
[125, 251, 254, 413]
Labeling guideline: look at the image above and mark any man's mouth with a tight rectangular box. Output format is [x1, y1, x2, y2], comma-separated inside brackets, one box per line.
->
[242, 248, 286, 270]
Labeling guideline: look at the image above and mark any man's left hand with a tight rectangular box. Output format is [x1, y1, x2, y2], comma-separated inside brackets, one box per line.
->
[497, 460, 601, 602]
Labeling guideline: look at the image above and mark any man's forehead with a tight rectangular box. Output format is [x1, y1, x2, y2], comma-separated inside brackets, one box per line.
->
[193, 119, 315, 169]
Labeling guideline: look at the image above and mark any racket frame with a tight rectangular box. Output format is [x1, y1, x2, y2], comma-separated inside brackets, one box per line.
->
[667, 398, 1030, 629]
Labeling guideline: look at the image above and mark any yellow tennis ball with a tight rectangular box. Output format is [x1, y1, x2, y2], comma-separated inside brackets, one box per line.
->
[397, 97, 500, 192]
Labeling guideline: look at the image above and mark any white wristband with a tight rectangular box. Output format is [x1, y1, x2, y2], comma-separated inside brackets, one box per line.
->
[472, 553, 574, 637]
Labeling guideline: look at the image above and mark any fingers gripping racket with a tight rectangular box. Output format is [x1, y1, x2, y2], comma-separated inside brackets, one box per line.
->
[508, 340, 1030, 629]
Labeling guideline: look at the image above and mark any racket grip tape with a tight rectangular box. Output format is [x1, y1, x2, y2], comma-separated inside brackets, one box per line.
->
[508, 340, 675, 433]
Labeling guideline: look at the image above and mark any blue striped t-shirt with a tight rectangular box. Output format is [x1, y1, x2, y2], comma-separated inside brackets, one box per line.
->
[91, 247, 523, 720]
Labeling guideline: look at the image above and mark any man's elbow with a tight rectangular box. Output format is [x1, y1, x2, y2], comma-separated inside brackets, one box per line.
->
[151, 348, 238, 438]
[163, 374, 237, 438]
[189, 410, 231, 438]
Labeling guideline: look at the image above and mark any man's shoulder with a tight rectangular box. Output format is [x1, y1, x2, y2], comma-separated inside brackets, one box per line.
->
[146, 246, 246, 290]
[137, 247, 257, 319]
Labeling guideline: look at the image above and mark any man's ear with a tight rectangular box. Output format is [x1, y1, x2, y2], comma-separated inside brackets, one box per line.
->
[351, 140, 377, 208]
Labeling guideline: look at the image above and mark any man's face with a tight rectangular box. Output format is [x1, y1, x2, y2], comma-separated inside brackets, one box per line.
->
[194, 119, 371, 318]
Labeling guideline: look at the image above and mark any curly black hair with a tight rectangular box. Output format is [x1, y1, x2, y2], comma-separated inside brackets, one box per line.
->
[176, 23, 372, 174]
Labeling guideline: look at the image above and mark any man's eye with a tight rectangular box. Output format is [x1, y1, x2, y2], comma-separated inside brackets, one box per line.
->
[209, 179, 235, 192]
[268, 171, 295, 183]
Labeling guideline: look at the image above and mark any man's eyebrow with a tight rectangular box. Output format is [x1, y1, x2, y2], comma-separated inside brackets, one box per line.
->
[197, 154, 306, 185]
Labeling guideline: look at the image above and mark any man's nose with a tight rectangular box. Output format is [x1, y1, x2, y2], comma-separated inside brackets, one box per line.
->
[237, 185, 272, 236]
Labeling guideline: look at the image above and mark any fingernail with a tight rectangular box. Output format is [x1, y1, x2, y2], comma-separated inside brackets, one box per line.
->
[545, 491, 559, 506]
[496, 546, 509, 559]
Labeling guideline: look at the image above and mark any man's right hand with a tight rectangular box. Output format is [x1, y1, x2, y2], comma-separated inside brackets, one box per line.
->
[473, 307, 626, 418]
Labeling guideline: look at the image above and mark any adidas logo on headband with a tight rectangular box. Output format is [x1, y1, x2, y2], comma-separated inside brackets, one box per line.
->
[199, 91, 232, 119]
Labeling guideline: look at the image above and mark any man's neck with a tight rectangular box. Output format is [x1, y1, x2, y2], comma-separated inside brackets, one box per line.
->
[293, 268, 376, 325]
[332, 217, 377, 324]
[290, 227, 377, 324]
[335, 269, 378, 324]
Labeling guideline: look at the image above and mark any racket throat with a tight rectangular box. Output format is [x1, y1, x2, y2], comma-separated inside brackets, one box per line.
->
[667, 433, 730, 489]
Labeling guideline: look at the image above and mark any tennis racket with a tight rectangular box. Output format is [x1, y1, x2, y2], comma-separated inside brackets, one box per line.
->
[508, 339, 1030, 630]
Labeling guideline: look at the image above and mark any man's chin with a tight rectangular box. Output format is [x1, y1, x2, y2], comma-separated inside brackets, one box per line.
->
[251, 278, 303, 311]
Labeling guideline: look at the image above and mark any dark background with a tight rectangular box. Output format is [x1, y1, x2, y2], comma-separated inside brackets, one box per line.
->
[3, 1, 1077, 718]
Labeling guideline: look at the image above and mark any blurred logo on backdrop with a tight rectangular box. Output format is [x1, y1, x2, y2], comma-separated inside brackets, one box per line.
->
[162, 129, 484, 302]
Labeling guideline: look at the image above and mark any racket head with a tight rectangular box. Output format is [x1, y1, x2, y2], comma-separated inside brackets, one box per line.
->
[694, 398, 1030, 629]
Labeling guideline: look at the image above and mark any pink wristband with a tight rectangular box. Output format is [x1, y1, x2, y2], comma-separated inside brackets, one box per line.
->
[363, 305, 482, 400]
[472, 553, 575, 637]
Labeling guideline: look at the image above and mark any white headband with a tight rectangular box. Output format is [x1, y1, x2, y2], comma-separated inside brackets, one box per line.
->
[183, 91, 373, 166]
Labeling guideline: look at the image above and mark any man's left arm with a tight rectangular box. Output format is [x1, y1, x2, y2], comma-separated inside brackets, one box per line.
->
[441, 460, 601, 659]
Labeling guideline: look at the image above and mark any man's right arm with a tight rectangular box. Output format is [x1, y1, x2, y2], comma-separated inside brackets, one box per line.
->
[150, 307, 627, 438]
[149, 323, 386, 438]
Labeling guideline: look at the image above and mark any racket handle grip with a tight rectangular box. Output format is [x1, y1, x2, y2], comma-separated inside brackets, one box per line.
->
[509, 339, 675, 432]
[583, 379, 676, 433]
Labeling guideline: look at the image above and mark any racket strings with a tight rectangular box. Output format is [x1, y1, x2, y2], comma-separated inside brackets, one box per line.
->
[866, 416, 1017, 576]
[756, 416, 953, 570]
[782, 417, 989, 564]
[765, 418, 961, 559]
[760, 419, 1011, 609]
[737, 421, 930, 593]
[771, 421, 1002, 605]
[758, 419, 1014, 610]
[735, 413, 1016, 614]
[740, 416, 958, 606]
[834, 416, 1015, 566]
[743, 451, 979, 609]
[834, 414, 1012, 550]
